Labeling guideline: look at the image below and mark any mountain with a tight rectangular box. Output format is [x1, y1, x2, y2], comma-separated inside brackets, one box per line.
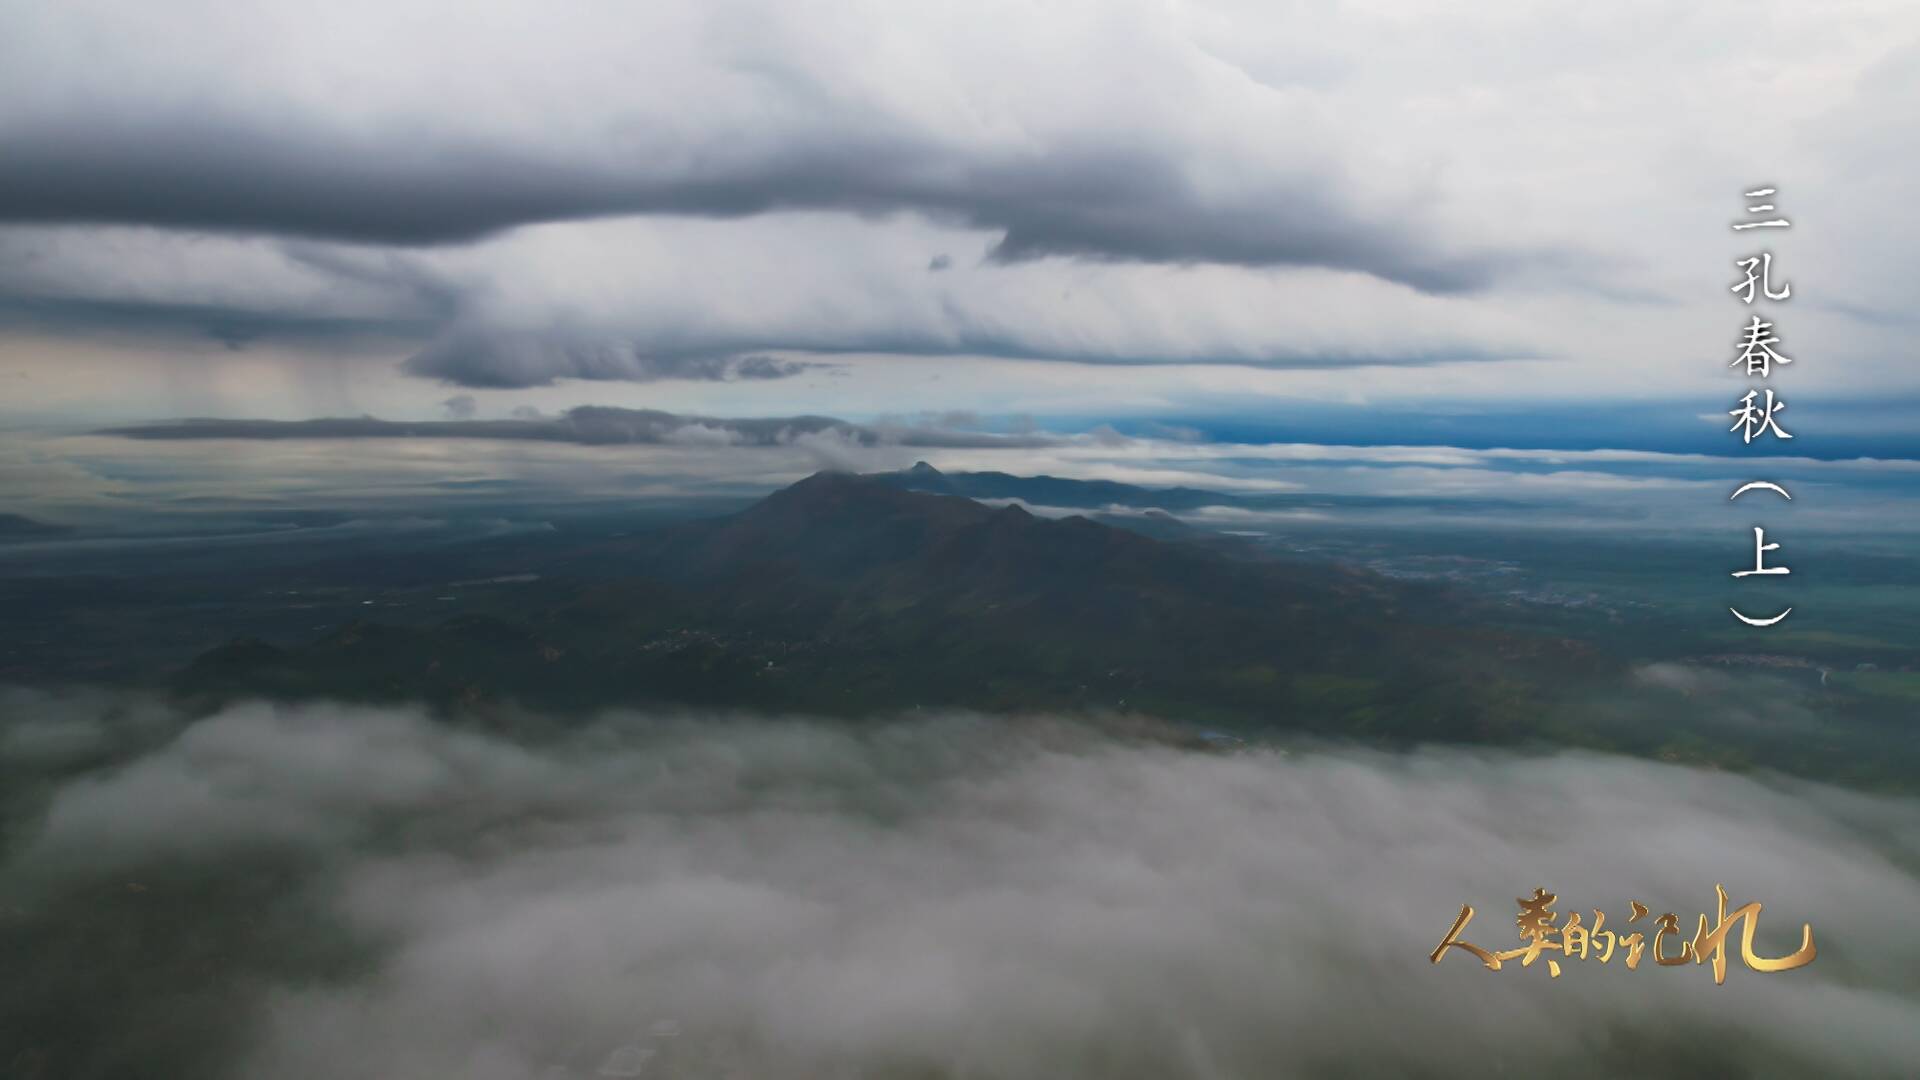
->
[872, 463, 1211, 543]
[0, 513, 68, 538]
[871, 460, 1240, 513]
[178, 471, 1594, 736]
[870, 461, 1535, 517]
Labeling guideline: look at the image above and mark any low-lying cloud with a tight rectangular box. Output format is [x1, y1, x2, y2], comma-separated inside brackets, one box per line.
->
[98, 406, 1061, 450]
[4, 694, 1918, 1078]
[404, 329, 821, 389]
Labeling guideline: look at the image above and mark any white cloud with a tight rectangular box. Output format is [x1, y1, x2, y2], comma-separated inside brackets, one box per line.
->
[8, 696, 1920, 1077]
[1, 0, 1916, 409]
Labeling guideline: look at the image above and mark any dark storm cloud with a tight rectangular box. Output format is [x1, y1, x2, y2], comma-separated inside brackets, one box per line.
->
[0, 113, 1508, 294]
[401, 329, 819, 388]
[0, 223, 1523, 386]
[0, 119, 653, 247]
[968, 145, 1509, 291]
[0, 230, 461, 348]
[98, 406, 1063, 449]
[0, 292, 438, 350]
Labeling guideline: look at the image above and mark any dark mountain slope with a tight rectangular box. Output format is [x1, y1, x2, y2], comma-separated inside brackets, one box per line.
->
[179, 471, 1596, 734]
[0, 513, 68, 538]
[870, 460, 1532, 517]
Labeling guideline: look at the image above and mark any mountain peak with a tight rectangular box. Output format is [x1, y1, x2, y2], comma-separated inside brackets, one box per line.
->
[791, 468, 862, 488]
[909, 460, 943, 476]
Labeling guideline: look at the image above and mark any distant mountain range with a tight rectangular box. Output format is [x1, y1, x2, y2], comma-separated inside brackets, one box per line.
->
[0, 513, 67, 538]
[873, 460, 1529, 516]
[180, 467, 1597, 736]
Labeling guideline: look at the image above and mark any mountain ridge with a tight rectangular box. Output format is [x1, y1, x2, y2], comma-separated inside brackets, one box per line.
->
[176, 469, 1588, 736]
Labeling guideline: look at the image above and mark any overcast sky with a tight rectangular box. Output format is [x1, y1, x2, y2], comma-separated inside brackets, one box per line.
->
[1, 0, 1917, 436]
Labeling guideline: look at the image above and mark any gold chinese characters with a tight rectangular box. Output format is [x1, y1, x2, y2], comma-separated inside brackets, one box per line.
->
[1429, 884, 1814, 983]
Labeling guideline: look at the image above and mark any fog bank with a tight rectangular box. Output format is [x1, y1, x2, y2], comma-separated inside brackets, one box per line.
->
[4, 695, 1919, 1078]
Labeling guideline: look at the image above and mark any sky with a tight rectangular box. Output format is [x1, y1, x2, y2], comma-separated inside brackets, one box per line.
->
[2, 0, 1918, 446]
[5, 12, 1919, 1070]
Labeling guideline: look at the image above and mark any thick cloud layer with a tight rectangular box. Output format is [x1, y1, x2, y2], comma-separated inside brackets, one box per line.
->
[6, 3, 1917, 403]
[0, 3, 1502, 293]
[0, 215, 1533, 392]
[0, 116, 1502, 294]
[405, 332, 817, 388]
[98, 406, 1058, 449]
[5, 695, 1919, 1078]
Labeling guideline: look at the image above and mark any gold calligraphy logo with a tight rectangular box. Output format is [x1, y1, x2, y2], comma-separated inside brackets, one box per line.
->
[1429, 884, 1814, 983]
